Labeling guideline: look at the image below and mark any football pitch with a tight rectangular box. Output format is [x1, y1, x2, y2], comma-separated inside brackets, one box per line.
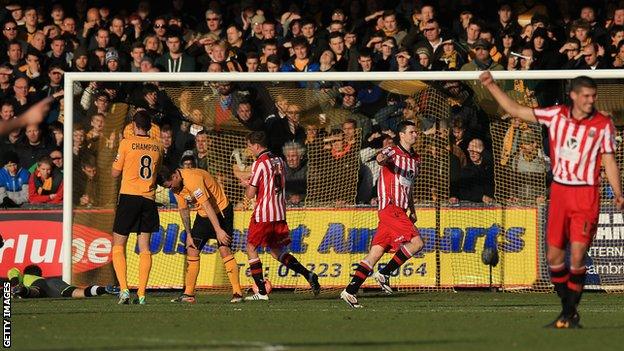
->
[12, 291, 624, 351]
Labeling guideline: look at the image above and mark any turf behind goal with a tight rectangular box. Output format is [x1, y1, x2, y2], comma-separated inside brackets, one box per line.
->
[63, 71, 624, 294]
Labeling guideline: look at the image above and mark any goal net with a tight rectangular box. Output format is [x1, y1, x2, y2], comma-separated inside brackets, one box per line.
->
[63, 71, 624, 295]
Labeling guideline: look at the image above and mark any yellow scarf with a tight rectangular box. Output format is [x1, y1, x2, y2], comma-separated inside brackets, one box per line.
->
[38, 177, 52, 194]
[442, 51, 458, 70]
[383, 28, 398, 37]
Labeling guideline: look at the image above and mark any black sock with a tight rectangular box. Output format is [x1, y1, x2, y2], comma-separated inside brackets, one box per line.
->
[346, 260, 372, 295]
[84, 285, 106, 297]
[249, 258, 266, 295]
[279, 252, 312, 278]
[379, 246, 412, 275]
[566, 267, 586, 316]
[549, 264, 570, 316]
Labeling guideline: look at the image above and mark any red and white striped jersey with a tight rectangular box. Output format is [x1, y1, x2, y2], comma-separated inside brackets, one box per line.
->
[534, 105, 616, 186]
[249, 150, 286, 222]
[377, 145, 420, 210]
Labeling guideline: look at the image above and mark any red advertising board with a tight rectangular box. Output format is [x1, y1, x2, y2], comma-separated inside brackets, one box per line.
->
[0, 211, 63, 277]
[0, 210, 113, 278]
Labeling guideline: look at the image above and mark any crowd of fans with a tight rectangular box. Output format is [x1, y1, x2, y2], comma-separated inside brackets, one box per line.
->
[1, 0, 623, 209]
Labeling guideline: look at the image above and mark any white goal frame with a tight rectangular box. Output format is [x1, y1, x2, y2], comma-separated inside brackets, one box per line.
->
[62, 69, 624, 283]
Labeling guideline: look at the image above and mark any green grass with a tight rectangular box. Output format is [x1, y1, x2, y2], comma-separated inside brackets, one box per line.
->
[11, 291, 624, 351]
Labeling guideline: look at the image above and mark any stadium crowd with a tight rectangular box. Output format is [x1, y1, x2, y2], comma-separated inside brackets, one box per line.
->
[1, 0, 622, 209]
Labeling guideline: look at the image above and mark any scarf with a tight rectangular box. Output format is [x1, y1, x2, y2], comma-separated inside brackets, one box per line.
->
[383, 28, 398, 37]
[474, 58, 493, 70]
[441, 51, 458, 70]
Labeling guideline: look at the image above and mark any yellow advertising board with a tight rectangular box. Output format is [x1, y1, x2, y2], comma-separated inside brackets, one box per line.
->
[439, 207, 538, 287]
[125, 207, 537, 289]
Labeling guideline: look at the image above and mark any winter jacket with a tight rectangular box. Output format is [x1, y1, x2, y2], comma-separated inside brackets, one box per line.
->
[0, 167, 30, 205]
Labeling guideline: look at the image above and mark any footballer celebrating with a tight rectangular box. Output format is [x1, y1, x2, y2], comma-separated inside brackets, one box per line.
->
[480, 71, 624, 328]
[244, 131, 320, 300]
[158, 166, 244, 303]
[341, 120, 424, 308]
[111, 110, 163, 305]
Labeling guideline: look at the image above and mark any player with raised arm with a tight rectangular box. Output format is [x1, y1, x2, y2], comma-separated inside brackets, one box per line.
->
[111, 110, 163, 305]
[341, 120, 424, 308]
[480, 71, 624, 328]
[157, 166, 243, 303]
[243, 131, 320, 301]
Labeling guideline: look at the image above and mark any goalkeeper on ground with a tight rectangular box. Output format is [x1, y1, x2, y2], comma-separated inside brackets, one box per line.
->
[8, 265, 119, 299]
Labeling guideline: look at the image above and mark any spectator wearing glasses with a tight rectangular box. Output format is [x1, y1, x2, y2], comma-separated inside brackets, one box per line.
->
[79, 88, 110, 123]
[568, 42, 612, 70]
[11, 76, 41, 115]
[60, 16, 78, 41]
[151, 17, 168, 44]
[414, 19, 446, 59]
[198, 9, 223, 38]
[49, 148, 63, 171]
[1, 20, 25, 61]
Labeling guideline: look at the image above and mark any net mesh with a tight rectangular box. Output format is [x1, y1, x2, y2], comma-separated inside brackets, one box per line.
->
[70, 76, 624, 295]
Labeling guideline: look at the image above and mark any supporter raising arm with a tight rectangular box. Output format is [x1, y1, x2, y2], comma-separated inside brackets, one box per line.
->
[0, 96, 56, 136]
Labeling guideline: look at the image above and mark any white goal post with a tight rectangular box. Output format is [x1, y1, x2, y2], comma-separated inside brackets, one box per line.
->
[62, 69, 624, 284]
